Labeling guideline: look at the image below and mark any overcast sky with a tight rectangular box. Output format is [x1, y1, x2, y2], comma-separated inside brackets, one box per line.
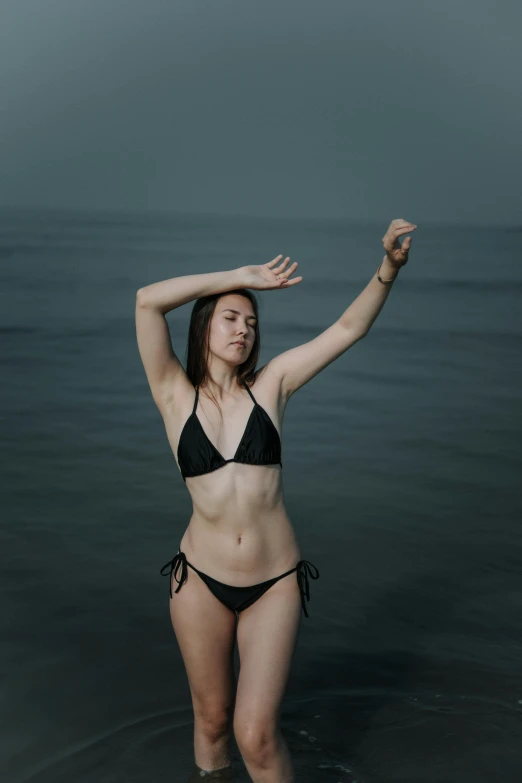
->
[0, 0, 520, 225]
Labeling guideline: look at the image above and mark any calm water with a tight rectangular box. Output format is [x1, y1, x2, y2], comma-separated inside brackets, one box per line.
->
[1, 206, 521, 782]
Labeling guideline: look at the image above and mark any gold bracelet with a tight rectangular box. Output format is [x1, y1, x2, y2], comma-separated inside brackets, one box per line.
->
[377, 261, 399, 284]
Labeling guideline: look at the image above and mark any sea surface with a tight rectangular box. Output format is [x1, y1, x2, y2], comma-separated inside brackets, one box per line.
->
[1, 206, 521, 782]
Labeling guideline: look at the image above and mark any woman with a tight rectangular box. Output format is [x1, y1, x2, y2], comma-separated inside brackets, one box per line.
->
[135, 218, 416, 781]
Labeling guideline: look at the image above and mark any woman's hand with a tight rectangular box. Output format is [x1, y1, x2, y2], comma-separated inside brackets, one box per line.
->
[239, 256, 303, 291]
[381, 218, 417, 270]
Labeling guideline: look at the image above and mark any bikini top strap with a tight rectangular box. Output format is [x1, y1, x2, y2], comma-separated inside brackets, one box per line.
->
[242, 380, 257, 405]
[195, 382, 254, 410]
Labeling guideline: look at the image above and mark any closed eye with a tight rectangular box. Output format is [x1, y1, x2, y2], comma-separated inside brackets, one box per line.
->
[225, 317, 255, 328]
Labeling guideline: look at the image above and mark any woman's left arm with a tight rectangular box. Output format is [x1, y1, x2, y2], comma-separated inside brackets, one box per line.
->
[338, 218, 416, 332]
[266, 218, 417, 399]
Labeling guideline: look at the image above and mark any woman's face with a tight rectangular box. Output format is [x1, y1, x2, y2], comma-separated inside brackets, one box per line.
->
[208, 294, 257, 363]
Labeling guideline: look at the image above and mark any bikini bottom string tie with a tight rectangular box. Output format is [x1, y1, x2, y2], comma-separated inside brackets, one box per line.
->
[296, 560, 320, 618]
[160, 551, 188, 599]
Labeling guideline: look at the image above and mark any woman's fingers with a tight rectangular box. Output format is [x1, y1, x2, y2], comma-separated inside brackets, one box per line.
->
[383, 227, 414, 248]
[267, 256, 302, 286]
[280, 262, 301, 286]
[280, 260, 298, 277]
[382, 224, 416, 240]
[268, 255, 293, 274]
[267, 255, 300, 279]
[383, 219, 416, 237]
[268, 255, 284, 267]
[268, 254, 291, 270]
[392, 218, 417, 229]
[276, 256, 292, 274]
[282, 275, 303, 287]
[382, 221, 416, 253]
[262, 255, 302, 288]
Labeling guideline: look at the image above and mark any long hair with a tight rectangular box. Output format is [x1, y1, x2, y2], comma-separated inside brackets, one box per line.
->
[184, 288, 261, 419]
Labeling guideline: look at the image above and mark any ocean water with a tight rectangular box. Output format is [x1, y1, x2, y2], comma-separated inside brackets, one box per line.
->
[1, 205, 521, 782]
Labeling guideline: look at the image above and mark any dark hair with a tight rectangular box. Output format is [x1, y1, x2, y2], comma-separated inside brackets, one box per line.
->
[185, 288, 260, 419]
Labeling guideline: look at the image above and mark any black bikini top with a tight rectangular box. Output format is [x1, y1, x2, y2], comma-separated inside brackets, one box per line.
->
[177, 381, 282, 482]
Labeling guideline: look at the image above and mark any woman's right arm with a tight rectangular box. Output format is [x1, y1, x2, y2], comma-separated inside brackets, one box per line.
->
[135, 268, 244, 409]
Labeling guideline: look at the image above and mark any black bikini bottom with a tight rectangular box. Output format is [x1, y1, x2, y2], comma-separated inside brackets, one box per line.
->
[160, 545, 320, 618]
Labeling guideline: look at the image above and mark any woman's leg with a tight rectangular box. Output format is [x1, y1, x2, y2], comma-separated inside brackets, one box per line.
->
[233, 572, 302, 782]
[169, 565, 238, 774]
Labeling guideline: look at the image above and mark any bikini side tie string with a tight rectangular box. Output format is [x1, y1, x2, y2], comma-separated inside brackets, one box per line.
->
[160, 551, 188, 599]
[295, 560, 320, 618]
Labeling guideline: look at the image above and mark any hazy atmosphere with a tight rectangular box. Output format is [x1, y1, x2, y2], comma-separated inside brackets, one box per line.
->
[1, 0, 520, 224]
[3, 2, 522, 782]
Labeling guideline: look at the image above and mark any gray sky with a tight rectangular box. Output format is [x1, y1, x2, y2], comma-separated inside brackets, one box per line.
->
[1, 0, 520, 225]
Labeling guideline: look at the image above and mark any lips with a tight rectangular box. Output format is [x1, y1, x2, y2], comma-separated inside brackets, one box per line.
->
[232, 342, 245, 347]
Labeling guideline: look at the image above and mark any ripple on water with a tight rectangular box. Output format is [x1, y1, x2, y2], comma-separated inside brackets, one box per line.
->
[14, 688, 520, 782]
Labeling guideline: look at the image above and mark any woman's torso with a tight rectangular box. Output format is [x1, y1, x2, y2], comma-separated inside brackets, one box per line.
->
[160, 364, 301, 584]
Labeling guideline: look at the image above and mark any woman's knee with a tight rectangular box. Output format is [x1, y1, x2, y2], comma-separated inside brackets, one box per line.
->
[233, 716, 279, 763]
[195, 700, 234, 742]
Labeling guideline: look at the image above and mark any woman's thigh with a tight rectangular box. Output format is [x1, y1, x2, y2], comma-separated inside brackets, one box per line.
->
[234, 572, 302, 735]
[169, 568, 238, 716]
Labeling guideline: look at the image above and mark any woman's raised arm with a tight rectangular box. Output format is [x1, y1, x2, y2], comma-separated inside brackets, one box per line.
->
[135, 268, 243, 409]
[136, 268, 244, 314]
